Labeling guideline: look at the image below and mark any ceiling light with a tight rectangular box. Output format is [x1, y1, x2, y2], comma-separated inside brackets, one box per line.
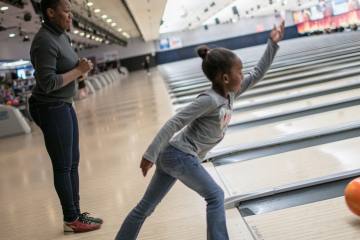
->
[111, 23, 117, 27]
[86, 34, 91, 38]
[1, 6, 9, 11]
[122, 32, 130, 38]
[73, 30, 79, 34]
[94, 8, 101, 13]
[106, 19, 112, 23]
[9, 33, 16, 38]
[101, 14, 107, 19]
[80, 32, 85, 36]
[86, 2, 93, 7]
[117, 28, 122, 32]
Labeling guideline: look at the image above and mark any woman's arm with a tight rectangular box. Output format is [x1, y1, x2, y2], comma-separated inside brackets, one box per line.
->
[62, 59, 93, 87]
[31, 37, 92, 93]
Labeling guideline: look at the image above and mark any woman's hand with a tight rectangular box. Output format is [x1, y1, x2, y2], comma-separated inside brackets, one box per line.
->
[270, 20, 285, 44]
[78, 58, 93, 74]
[78, 72, 88, 81]
[140, 157, 154, 177]
[61, 59, 92, 87]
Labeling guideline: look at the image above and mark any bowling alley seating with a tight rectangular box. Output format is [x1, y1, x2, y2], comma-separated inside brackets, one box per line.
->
[0, 104, 31, 138]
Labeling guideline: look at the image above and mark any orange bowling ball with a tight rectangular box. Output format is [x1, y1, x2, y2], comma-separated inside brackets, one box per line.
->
[345, 177, 360, 216]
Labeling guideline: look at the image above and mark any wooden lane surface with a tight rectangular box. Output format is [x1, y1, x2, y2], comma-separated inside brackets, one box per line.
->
[215, 104, 360, 150]
[245, 197, 360, 240]
[215, 137, 360, 197]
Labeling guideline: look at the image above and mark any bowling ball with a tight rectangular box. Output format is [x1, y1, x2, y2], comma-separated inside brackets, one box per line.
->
[344, 177, 360, 216]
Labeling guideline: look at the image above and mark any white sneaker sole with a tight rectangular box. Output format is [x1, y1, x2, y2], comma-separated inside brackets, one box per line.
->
[63, 224, 75, 232]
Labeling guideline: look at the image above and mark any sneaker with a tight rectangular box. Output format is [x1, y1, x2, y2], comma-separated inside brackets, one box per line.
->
[79, 212, 104, 224]
[64, 217, 101, 233]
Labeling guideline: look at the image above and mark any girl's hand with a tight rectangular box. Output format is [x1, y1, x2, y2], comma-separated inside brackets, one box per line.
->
[140, 157, 154, 177]
[270, 20, 285, 43]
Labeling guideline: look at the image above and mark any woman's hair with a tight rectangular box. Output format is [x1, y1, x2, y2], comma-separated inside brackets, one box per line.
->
[197, 45, 238, 83]
[41, 0, 61, 22]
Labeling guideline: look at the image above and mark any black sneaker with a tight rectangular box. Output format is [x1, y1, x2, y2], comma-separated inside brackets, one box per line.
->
[79, 212, 103, 224]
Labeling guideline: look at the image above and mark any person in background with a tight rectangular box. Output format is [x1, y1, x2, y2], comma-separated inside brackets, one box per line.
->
[144, 56, 151, 75]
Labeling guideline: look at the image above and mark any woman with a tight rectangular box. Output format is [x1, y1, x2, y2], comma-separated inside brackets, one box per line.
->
[29, 0, 103, 233]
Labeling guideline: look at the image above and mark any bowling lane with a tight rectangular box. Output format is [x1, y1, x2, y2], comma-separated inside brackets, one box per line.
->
[245, 197, 360, 240]
[170, 51, 360, 95]
[168, 58, 360, 97]
[232, 74, 360, 110]
[230, 88, 360, 124]
[168, 48, 360, 84]
[249, 59, 360, 88]
[165, 43, 360, 88]
[174, 76, 360, 111]
[173, 62, 360, 103]
[163, 36, 360, 81]
[215, 137, 360, 197]
[226, 209, 254, 240]
[215, 104, 360, 150]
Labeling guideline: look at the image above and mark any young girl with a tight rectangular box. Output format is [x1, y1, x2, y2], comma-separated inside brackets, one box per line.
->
[116, 21, 285, 240]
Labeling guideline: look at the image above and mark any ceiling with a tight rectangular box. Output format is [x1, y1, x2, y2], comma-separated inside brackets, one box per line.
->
[0, 0, 40, 41]
[80, 0, 322, 40]
[160, 0, 234, 34]
[161, 0, 321, 34]
[124, 0, 167, 41]
[0, 0, 331, 44]
[0, 0, 166, 43]
[0, 0, 134, 46]
[204, 0, 320, 26]
[69, 0, 168, 41]
[72, 0, 140, 39]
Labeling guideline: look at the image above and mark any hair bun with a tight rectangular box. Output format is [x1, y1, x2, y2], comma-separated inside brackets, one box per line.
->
[197, 45, 210, 60]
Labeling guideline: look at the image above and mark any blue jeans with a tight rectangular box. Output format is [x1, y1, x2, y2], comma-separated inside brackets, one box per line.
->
[29, 96, 80, 222]
[115, 145, 229, 240]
